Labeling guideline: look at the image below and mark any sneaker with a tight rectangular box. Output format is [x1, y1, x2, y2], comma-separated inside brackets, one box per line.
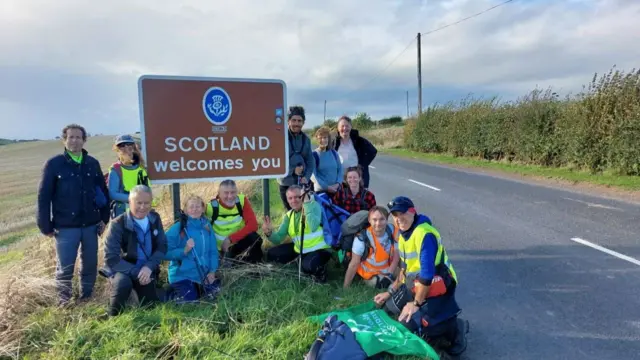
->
[447, 318, 469, 356]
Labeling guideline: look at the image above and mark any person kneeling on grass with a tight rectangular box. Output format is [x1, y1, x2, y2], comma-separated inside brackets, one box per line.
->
[205, 179, 263, 264]
[343, 206, 400, 289]
[372, 196, 468, 357]
[103, 185, 167, 317]
[164, 195, 220, 303]
[262, 185, 332, 283]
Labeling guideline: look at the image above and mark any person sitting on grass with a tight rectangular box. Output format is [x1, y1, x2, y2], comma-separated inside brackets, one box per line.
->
[103, 185, 167, 317]
[343, 206, 400, 289]
[164, 195, 220, 303]
[204, 179, 263, 264]
[331, 165, 377, 214]
[262, 185, 332, 283]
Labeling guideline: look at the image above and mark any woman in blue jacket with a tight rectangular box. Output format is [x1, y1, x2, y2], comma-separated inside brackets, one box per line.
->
[164, 195, 220, 302]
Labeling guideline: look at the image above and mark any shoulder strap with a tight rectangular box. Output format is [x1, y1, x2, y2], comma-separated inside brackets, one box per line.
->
[235, 196, 244, 217]
[313, 151, 320, 168]
[330, 149, 339, 164]
[210, 199, 219, 223]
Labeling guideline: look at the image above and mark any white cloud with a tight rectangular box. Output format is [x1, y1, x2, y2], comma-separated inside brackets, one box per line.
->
[0, 0, 639, 138]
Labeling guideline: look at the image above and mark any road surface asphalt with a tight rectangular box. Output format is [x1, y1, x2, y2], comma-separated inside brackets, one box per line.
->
[368, 154, 640, 360]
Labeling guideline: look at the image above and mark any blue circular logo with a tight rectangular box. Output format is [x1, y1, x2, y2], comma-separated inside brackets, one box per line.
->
[202, 86, 232, 125]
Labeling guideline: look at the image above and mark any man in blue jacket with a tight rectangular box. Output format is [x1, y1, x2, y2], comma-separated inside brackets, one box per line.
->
[36, 124, 110, 306]
[373, 196, 468, 357]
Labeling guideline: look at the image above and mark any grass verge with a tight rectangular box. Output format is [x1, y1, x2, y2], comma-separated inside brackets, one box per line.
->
[382, 148, 640, 191]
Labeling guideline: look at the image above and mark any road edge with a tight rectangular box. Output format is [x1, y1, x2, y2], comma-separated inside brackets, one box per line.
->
[380, 149, 640, 206]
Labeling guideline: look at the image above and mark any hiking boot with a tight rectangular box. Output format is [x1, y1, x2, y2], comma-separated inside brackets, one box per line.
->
[447, 318, 469, 356]
[312, 267, 328, 284]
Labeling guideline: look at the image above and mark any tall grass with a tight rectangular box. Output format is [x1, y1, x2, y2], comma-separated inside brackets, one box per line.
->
[404, 66, 640, 175]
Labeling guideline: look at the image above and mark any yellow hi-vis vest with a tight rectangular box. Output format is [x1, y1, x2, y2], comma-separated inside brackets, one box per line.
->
[110, 164, 154, 209]
[398, 222, 458, 286]
[210, 194, 246, 250]
[286, 208, 330, 254]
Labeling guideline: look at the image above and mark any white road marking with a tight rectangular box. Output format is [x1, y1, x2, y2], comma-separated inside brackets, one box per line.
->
[571, 237, 640, 266]
[369, 165, 376, 169]
[408, 179, 441, 192]
[563, 197, 623, 211]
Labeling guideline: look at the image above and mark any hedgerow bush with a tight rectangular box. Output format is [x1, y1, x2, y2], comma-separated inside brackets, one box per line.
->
[404, 66, 640, 175]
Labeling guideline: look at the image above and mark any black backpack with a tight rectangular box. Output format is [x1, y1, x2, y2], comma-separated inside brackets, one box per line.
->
[209, 197, 244, 224]
[339, 211, 394, 269]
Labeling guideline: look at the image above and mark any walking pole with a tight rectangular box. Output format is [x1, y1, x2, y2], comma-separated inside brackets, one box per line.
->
[184, 229, 207, 286]
[298, 193, 306, 284]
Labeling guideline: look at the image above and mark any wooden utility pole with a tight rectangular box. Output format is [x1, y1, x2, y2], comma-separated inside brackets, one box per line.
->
[406, 90, 409, 118]
[417, 32, 422, 117]
[323, 100, 327, 122]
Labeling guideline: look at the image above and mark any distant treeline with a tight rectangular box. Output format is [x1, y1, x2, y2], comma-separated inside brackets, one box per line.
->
[0, 138, 40, 146]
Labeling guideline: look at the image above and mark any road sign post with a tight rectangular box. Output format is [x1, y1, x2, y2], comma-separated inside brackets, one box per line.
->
[137, 75, 288, 219]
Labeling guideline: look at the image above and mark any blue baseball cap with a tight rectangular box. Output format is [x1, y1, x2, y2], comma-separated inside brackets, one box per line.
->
[114, 134, 135, 146]
[387, 196, 415, 213]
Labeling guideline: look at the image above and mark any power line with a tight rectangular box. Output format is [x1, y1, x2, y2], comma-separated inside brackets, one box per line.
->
[421, 0, 515, 36]
[327, 0, 516, 107]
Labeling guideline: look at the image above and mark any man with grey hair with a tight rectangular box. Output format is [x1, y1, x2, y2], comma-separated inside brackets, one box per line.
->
[205, 179, 263, 263]
[103, 185, 167, 316]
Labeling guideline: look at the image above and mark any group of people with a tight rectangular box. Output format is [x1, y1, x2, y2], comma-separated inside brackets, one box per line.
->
[36, 106, 467, 357]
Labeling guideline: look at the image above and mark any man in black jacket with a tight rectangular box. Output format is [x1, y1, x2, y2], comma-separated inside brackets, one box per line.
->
[36, 124, 110, 306]
[103, 184, 167, 316]
[335, 116, 378, 188]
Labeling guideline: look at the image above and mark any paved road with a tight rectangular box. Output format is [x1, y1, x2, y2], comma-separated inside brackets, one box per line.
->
[368, 154, 640, 360]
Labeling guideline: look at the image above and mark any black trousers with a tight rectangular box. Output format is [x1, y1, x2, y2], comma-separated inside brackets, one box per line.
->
[279, 184, 292, 211]
[266, 242, 331, 277]
[226, 231, 263, 263]
[109, 271, 159, 316]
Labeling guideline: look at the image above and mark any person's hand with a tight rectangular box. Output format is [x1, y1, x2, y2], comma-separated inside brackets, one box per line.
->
[294, 165, 304, 176]
[299, 177, 308, 184]
[183, 238, 195, 255]
[138, 266, 152, 285]
[262, 216, 272, 236]
[206, 272, 216, 284]
[221, 238, 231, 252]
[398, 302, 419, 323]
[374, 292, 391, 307]
[328, 184, 339, 193]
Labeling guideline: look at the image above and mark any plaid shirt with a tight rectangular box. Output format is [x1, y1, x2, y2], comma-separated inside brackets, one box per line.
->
[332, 184, 377, 214]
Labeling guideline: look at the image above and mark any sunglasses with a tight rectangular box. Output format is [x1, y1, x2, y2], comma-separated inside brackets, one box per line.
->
[117, 142, 135, 148]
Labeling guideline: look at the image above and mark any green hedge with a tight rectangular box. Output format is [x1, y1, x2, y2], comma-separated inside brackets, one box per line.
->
[404, 67, 640, 175]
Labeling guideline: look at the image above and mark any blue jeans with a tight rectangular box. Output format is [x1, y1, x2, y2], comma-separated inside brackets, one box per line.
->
[169, 279, 221, 303]
[54, 225, 98, 303]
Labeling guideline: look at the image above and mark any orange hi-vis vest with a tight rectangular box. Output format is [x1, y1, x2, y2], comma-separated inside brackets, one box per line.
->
[356, 225, 399, 280]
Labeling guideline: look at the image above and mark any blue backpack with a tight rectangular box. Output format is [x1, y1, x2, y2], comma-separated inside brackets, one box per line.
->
[305, 315, 368, 360]
[313, 192, 350, 248]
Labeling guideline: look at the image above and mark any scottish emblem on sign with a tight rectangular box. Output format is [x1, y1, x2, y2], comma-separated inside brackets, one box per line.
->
[202, 86, 233, 126]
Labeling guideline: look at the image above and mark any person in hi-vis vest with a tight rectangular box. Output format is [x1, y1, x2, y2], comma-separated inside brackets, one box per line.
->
[204, 179, 263, 264]
[343, 206, 400, 289]
[262, 185, 331, 283]
[107, 134, 153, 219]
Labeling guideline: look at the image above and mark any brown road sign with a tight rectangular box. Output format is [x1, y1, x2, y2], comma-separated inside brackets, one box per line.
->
[137, 75, 289, 184]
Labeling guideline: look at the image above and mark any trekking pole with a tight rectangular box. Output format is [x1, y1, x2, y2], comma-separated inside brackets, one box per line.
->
[184, 229, 208, 286]
[298, 195, 306, 284]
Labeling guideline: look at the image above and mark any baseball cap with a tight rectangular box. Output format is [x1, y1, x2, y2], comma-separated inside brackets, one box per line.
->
[387, 196, 415, 213]
[114, 134, 135, 146]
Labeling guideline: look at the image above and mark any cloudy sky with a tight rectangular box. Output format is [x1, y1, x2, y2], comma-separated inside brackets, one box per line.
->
[1, 0, 638, 139]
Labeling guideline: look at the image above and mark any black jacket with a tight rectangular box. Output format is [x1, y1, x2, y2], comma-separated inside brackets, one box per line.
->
[334, 129, 378, 168]
[104, 210, 167, 275]
[335, 129, 378, 188]
[36, 149, 110, 234]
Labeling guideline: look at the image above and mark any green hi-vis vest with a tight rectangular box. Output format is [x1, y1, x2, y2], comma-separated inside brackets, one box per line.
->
[286, 208, 330, 254]
[210, 194, 246, 250]
[398, 222, 458, 285]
